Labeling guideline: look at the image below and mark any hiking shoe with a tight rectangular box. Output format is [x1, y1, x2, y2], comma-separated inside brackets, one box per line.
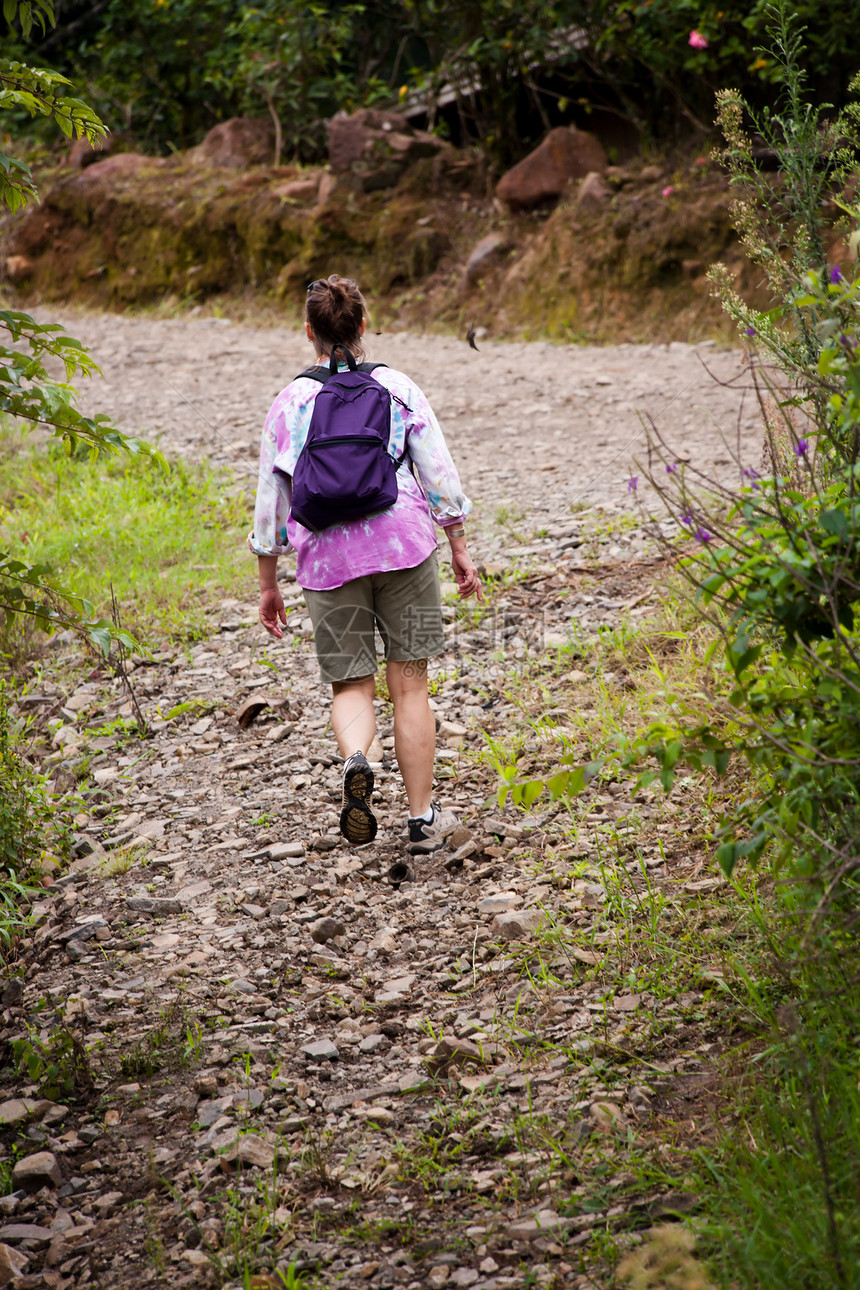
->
[340, 751, 377, 846]
[407, 802, 459, 854]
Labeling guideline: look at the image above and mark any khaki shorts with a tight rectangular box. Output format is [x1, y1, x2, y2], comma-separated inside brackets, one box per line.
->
[302, 552, 445, 682]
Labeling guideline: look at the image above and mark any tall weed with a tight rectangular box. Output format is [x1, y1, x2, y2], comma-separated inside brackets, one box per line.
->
[0, 682, 54, 948]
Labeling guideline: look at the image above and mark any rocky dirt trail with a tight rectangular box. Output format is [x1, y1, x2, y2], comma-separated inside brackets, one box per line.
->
[1, 316, 761, 1290]
[44, 309, 760, 519]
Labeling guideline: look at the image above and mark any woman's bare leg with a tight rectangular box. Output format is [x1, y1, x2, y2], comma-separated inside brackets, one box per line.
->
[387, 659, 434, 817]
[331, 674, 376, 758]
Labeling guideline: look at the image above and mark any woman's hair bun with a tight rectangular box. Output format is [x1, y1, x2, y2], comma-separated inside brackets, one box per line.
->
[306, 274, 367, 359]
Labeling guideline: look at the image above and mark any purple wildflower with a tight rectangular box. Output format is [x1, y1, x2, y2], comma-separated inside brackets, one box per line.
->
[666, 461, 679, 474]
[840, 333, 856, 350]
[830, 265, 843, 284]
[742, 466, 761, 491]
[694, 527, 712, 543]
[794, 439, 809, 457]
[745, 325, 756, 337]
[680, 512, 693, 526]
[627, 476, 638, 493]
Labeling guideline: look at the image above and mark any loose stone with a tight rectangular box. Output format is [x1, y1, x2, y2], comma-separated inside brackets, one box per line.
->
[492, 909, 543, 940]
[300, 1039, 339, 1062]
[125, 896, 183, 916]
[0, 1242, 29, 1282]
[477, 891, 522, 915]
[310, 916, 346, 944]
[11, 1152, 62, 1193]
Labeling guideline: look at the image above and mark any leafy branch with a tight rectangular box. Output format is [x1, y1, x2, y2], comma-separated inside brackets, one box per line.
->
[0, 57, 107, 210]
[0, 551, 137, 657]
[0, 310, 167, 464]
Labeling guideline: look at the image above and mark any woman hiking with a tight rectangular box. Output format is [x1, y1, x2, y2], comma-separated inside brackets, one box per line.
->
[249, 274, 482, 854]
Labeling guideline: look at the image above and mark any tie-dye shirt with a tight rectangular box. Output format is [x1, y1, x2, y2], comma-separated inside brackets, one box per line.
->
[248, 364, 472, 591]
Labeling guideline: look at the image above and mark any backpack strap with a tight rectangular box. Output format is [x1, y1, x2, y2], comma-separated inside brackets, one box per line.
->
[295, 360, 389, 384]
[296, 365, 328, 383]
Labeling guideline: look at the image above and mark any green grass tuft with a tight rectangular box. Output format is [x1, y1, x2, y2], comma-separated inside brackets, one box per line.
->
[0, 420, 253, 645]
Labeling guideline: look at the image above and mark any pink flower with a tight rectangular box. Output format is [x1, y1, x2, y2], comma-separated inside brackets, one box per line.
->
[662, 185, 675, 198]
[689, 30, 708, 49]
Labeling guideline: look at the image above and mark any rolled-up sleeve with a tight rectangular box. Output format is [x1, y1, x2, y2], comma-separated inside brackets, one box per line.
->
[402, 384, 472, 527]
[247, 401, 293, 557]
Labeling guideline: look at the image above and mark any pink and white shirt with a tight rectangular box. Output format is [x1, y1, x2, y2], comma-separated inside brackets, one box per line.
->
[248, 364, 471, 591]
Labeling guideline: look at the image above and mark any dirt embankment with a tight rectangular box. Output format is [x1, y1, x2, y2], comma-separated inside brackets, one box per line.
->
[1, 147, 767, 345]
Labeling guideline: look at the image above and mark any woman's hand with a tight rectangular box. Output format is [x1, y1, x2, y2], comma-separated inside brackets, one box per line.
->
[258, 554, 287, 637]
[259, 587, 287, 638]
[450, 546, 483, 601]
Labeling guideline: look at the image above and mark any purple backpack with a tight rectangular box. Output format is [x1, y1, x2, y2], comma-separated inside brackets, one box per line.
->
[288, 344, 407, 533]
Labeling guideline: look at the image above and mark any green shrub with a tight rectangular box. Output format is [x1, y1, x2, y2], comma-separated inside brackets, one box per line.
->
[625, 10, 860, 902]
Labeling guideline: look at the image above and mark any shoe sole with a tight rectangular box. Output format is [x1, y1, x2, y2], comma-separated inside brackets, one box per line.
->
[407, 836, 445, 855]
[340, 759, 377, 846]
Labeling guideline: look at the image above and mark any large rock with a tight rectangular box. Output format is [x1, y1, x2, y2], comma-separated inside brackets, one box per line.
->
[496, 126, 608, 210]
[68, 133, 133, 170]
[327, 108, 446, 190]
[300, 1038, 339, 1062]
[11, 1152, 61, 1193]
[0, 1100, 37, 1129]
[309, 916, 345, 944]
[0, 1225, 52, 1246]
[187, 117, 275, 169]
[493, 908, 544, 940]
[328, 107, 407, 169]
[477, 891, 522, 916]
[126, 895, 183, 916]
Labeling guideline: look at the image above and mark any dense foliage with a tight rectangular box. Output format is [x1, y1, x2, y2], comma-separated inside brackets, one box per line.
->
[497, 8, 860, 917]
[633, 8, 860, 901]
[7, 0, 858, 164]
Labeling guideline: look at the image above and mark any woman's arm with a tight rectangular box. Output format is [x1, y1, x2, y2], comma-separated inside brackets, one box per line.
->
[397, 381, 472, 528]
[248, 398, 294, 558]
[395, 380, 481, 600]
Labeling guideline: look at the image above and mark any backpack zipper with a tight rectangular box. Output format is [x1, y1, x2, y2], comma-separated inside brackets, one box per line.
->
[302, 435, 400, 461]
